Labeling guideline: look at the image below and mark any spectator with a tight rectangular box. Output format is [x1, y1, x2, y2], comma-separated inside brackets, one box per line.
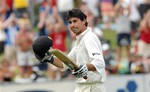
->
[128, 0, 141, 36]
[79, 0, 95, 28]
[36, 0, 54, 36]
[0, 14, 6, 55]
[102, 43, 116, 75]
[129, 54, 146, 74]
[57, 0, 74, 25]
[4, 13, 19, 63]
[138, 0, 150, 19]
[81, 0, 100, 24]
[15, 25, 35, 79]
[17, 12, 31, 30]
[1, 58, 15, 82]
[138, 10, 150, 58]
[13, 0, 29, 18]
[0, 64, 3, 82]
[47, 8, 68, 80]
[5, 0, 13, 19]
[114, 0, 131, 62]
[0, 0, 8, 15]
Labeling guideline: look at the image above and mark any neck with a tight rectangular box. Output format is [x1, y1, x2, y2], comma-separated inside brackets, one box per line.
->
[76, 27, 87, 36]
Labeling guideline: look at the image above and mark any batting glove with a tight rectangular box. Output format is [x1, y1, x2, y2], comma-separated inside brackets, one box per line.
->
[41, 52, 54, 64]
[72, 65, 88, 78]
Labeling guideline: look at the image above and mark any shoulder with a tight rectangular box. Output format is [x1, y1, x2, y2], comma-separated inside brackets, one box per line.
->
[83, 30, 101, 47]
[84, 30, 99, 41]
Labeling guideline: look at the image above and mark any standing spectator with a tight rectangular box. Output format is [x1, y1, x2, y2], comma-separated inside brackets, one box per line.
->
[138, 10, 150, 58]
[5, 0, 13, 19]
[138, 0, 150, 19]
[4, 13, 19, 63]
[37, 0, 54, 36]
[17, 12, 31, 30]
[79, 0, 95, 28]
[0, 14, 6, 55]
[114, 1, 131, 62]
[0, 0, 8, 15]
[15, 25, 35, 79]
[47, 8, 68, 80]
[48, 19, 67, 52]
[81, 0, 100, 24]
[57, 0, 74, 25]
[0, 0, 8, 55]
[37, 11, 48, 36]
[128, 0, 141, 36]
[13, 0, 29, 18]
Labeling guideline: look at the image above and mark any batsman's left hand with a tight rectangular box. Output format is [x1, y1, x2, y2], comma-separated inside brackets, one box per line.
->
[41, 52, 54, 63]
[72, 65, 88, 78]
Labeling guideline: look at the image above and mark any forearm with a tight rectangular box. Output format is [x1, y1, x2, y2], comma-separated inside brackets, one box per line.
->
[52, 57, 64, 69]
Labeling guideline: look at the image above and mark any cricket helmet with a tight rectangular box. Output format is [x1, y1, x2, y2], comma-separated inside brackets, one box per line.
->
[32, 36, 53, 61]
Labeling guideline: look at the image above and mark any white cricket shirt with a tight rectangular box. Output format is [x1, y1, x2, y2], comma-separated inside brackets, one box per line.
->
[68, 27, 106, 83]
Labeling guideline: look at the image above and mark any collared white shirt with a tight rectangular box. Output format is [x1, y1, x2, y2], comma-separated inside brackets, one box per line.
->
[68, 27, 106, 83]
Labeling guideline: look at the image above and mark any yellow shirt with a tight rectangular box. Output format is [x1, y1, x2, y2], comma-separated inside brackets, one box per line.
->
[13, 0, 29, 9]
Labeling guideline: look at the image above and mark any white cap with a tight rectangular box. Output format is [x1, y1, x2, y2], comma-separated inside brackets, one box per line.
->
[102, 43, 110, 51]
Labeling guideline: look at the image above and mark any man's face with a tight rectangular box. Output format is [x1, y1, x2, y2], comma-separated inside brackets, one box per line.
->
[68, 17, 86, 35]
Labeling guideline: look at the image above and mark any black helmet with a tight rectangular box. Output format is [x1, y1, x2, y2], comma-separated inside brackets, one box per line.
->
[32, 36, 53, 61]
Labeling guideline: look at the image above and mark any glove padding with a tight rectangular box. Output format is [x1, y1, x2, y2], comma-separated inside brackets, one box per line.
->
[72, 65, 88, 78]
[41, 52, 54, 63]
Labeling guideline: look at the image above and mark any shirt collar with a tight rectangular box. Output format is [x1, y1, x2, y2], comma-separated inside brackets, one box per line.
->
[76, 27, 92, 40]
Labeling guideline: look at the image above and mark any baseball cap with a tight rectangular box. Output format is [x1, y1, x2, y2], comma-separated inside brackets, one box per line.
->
[32, 36, 53, 60]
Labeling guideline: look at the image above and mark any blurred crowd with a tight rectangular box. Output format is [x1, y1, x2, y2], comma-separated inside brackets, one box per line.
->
[0, 0, 150, 83]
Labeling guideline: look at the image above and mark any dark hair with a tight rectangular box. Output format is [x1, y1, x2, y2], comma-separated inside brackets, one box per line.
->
[66, 8, 88, 26]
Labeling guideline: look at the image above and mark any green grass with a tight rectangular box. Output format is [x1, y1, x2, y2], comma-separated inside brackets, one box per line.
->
[102, 29, 131, 58]
[103, 29, 117, 50]
[0, 54, 4, 63]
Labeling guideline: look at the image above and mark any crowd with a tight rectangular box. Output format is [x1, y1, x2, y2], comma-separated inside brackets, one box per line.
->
[0, 0, 150, 83]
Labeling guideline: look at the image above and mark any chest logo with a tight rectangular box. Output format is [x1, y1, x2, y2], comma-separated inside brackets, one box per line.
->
[92, 53, 100, 56]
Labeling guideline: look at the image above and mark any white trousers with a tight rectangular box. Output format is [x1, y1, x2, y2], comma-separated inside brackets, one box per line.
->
[138, 40, 150, 58]
[74, 83, 107, 92]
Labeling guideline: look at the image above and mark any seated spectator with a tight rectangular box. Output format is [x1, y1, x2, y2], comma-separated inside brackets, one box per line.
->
[1, 58, 15, 82]
[102, 43, 117, 75]
[129, 54, 145, 74]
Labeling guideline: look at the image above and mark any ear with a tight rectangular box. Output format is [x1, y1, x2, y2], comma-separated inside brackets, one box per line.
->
[83, 19, 87, 25]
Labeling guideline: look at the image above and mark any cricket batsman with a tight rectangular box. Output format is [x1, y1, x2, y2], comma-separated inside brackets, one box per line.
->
[32, 8, 107, 92]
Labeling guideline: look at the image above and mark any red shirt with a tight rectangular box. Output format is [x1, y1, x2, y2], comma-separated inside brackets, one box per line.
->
[6, 0, 13, 9]
[140, 29, 150, 44]
[49, 30, 67, 52]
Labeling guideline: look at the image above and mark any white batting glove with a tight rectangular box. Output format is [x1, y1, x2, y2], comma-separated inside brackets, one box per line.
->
[72, 65, 88, 78]
[41, 52, 54, 64]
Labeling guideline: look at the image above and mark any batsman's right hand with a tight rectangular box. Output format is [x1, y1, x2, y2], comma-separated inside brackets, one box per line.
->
[72, 65, 88, 78]
[32, 36, 54, 63]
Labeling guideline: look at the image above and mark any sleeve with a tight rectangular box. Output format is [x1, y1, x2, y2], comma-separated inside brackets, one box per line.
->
[84, 35, 105, 75]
